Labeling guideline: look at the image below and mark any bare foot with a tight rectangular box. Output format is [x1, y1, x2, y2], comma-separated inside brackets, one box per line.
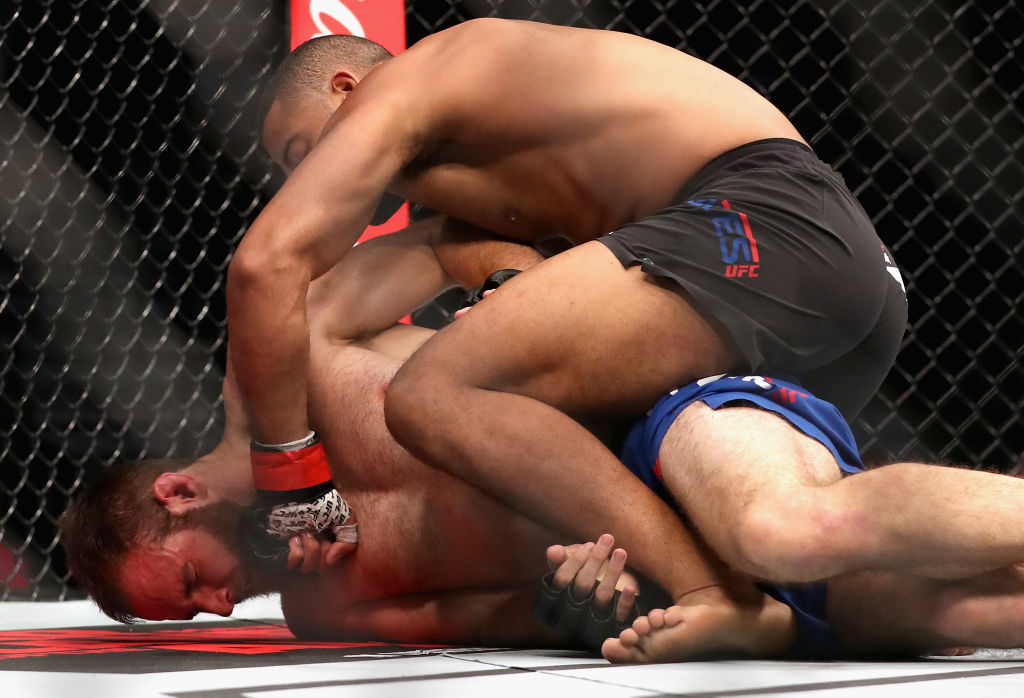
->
[602, 586, 796, 663]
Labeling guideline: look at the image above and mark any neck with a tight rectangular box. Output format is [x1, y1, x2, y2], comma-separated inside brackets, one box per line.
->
[188, 437, 256, 507]
[187, 439, 287, 597]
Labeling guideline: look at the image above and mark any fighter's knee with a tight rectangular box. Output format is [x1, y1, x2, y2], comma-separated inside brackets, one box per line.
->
[383, 363, 433, 444]
[731, 498, 850, 583]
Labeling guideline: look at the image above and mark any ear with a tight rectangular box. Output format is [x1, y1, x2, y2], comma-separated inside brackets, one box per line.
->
[330, 70, 358, 95]
[153, 472, 208, 515]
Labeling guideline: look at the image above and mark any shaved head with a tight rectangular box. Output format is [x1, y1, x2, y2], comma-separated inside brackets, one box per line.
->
[256, 34, 393, 135]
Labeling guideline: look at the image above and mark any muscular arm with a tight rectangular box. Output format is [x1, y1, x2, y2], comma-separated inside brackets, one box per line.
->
[228, 214, 544, 427]
[305, 216, 455, 345]
[227, 52, 437, 444]
[229, 195, 546, 444]
[228, 19, 555, 444]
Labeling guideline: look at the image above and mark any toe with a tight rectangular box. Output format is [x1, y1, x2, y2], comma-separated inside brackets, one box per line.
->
[602, 637, 634, 663]
[663, 605, 687, 626]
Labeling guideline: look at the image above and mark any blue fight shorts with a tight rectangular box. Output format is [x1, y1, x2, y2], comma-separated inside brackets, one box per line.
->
[618, 373, 866, 659]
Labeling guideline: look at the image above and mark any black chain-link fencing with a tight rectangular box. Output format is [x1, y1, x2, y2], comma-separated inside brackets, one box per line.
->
[1, 0, 1020, 599]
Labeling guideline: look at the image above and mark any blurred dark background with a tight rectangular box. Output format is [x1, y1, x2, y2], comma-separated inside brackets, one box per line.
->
[1, 0, 1021, 599]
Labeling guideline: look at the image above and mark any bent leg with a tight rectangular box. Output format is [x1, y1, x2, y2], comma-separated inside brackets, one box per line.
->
[660, 401, 1024, 582]
[813, 463, 1024, 578]
[386, 242, 795, 659]
[657, 401, 848, 583]
[387, 241, 740, 591]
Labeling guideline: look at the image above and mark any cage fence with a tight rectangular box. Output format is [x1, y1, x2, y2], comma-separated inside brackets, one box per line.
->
[1, 0, 1021, 600]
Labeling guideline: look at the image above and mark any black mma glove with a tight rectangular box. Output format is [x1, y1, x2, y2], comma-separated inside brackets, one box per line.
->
[445, 268, 521, 325]
[532, 569, 672, 650]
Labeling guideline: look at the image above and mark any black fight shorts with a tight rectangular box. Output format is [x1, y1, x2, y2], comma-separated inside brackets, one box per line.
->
[597, 138, 907, 418]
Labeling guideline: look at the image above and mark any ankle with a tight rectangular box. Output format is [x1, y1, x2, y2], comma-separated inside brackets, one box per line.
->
[675, 581, 766, 607]
[675, 584, 730, 606]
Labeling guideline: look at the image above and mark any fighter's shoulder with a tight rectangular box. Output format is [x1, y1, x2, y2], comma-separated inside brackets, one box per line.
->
[420, 17, 521, 46]
[396, 18, 532, 73]
[389, 18, 498, 63]
[354, 20, 503, 107]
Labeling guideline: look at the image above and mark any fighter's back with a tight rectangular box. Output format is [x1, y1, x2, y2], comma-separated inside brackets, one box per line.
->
[347, 18, 804, 243]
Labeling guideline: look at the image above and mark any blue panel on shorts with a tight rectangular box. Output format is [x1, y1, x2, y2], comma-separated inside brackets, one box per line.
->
[760, 583, 838, 659]
[618, 374, 866, 659]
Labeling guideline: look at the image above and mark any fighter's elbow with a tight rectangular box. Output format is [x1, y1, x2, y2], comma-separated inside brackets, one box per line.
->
[227, 232, 308, 305]
[225, 246, 268, 310]
[226, 243, 257, 290]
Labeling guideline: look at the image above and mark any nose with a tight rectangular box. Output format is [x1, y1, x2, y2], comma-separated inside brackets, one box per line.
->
[197, 586, 235, 617]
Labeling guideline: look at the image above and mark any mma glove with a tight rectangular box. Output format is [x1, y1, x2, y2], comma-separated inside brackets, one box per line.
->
[532, 569, 672, 650]
[243, 431, 357, 569]
[445, 268, 521, 325]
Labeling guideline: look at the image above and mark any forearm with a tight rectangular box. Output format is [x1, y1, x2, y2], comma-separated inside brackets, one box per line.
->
[226, 252, 313, 444]
[304, 216, 455, 343]
[226, 198, 378, 444]
[229, 88, 415, 442]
